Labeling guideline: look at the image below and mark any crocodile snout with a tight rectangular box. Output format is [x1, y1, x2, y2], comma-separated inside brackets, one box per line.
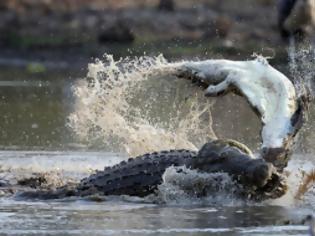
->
[251, 161, 274, 188]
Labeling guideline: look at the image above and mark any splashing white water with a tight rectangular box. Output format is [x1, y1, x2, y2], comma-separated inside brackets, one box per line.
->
[68, 54, 216, 156]
[287, 42, 315, 154]
[288, 41, 315, 98]
[156, 166, 243, 205]
[65, 50, 315, 205]
[272, 43, 315, 206]
[270, 155, 315, 209]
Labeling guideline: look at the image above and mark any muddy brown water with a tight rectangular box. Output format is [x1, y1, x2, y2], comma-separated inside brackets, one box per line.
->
[0, 65, 314, 235]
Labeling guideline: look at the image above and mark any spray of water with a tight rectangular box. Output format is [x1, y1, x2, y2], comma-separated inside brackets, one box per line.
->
[68, 54, 216, 156]
[66, 51, 315, 205]
[278, 42, 315, 206]
[288, 40, 315, 98]
[0, 47, 309, 205]
[156, 166, 242, 205]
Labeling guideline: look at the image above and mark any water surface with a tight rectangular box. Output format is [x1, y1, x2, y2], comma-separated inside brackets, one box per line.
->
[0, 64, 314, 235]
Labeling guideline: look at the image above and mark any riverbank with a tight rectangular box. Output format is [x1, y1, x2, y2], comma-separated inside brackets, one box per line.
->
[0, 0, 289, 70]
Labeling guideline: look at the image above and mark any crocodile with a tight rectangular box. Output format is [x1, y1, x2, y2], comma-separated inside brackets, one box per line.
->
[15, 58, 306, 201]
[17, 139, 286, 201]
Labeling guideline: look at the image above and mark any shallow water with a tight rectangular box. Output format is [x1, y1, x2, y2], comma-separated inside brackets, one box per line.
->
[0, 151, 313, 236]
[0, 200, 310, 236]
[0, 57, 315, 235]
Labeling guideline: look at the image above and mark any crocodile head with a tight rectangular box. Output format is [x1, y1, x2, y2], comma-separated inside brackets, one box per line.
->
[244, 159, 288, 201]
[195, 139, 288, 201]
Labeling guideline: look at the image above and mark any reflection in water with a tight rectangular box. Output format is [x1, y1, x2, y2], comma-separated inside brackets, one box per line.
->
[0, 196, 311, 236]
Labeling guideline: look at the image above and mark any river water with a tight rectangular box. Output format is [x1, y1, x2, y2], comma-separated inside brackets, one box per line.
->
[0, 54, 315, 235]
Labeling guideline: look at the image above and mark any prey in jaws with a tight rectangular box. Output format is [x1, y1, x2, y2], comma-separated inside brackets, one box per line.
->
[12, 57, 298, 201]
[171, 56, 304, 171]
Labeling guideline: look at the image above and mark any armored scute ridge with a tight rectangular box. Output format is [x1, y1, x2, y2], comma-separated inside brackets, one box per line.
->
[18, 140, 287, 201]
[78, 149, 197, 197]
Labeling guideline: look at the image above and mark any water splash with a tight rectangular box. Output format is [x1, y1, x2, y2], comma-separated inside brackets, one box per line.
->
[25, 51, 315, 205]
[156, 166, 243, 205]
[68, 54, 216, 156]
[288, 40, 315, 98]
[278, 42, 315, 207]
[287, 41, 315, 154]
[271, 156, 315, 208]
